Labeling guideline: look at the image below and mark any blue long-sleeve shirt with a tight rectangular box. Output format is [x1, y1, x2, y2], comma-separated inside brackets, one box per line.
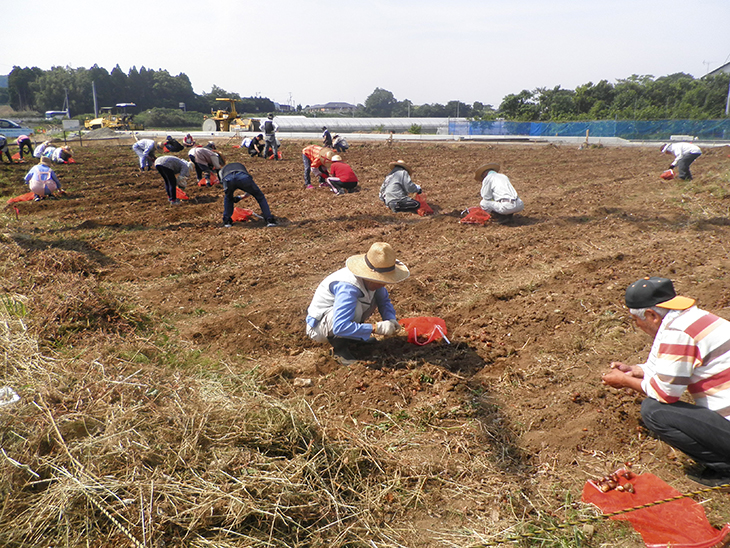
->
[306, 280, 397, 340]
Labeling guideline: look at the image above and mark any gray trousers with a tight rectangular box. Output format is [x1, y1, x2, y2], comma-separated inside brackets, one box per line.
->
[264, 135, 278, 159]
[675, 153, 700, 180]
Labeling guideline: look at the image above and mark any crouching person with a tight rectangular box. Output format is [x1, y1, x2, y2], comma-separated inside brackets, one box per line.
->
[475, 162, 524, 223]
[306, 242, 409, 365]
[25, 156, 66, 201]
[379, 160, 422, 212]
[219, 162, 277, 228]
[602, 277, 730, 486]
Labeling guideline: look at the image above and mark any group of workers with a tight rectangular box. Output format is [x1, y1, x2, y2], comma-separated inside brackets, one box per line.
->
[0, 134, 73, 166]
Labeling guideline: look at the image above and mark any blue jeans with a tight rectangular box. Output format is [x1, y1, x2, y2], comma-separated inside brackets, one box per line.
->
[222, 171, 273, 225]
[641, 398, 730, 471]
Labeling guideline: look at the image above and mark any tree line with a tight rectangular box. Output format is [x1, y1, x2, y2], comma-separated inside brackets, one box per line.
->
[4, 65, 729, 122]
[363, 72, 730, 121]
[5, 65, 275, 117]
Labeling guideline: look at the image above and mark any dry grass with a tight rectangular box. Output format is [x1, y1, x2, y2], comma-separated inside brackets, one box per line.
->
[0, 297, 431, 547]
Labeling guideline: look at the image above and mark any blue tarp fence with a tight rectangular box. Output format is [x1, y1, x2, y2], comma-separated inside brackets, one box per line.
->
[451, 119, 730, 140]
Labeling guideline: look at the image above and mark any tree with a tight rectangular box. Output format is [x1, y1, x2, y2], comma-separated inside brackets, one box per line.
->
[575, 80, 615, 117]
[471, 102, 497, 120]
[364, 88, 397, 117]
[535, 86, 576, 120]
[499, 90, 539, 120]
[445, 100, 472, 117]
[8, 66, 44, 110]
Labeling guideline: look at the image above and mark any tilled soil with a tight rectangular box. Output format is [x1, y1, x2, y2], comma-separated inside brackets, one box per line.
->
[2, 137, 730, 545]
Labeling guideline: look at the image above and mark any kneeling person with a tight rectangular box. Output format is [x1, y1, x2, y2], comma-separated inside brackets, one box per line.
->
[475, 163, 524, 223]
[306, 242, 409, 365]
[379, 160, 422, 212]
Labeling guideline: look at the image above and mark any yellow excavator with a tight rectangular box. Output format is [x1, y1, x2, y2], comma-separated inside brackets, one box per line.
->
[85, 103, 143, 130]
[202, 98, 259, 132]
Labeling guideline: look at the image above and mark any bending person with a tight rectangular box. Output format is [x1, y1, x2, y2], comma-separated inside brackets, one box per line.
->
[219, 162, 277, 228]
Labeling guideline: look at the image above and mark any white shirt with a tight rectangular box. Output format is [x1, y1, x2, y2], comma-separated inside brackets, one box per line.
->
[662, 142, 701, 166]
[480, 171, 519, 203]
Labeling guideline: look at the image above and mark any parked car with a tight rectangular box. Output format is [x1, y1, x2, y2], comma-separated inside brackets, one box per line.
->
[0, 119, 34, 138]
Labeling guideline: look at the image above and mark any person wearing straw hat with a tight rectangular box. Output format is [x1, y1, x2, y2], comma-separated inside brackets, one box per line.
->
[332, 134, 349, 152]
[379, 160, 422, 213]
[601, 277, 730, 487]
[474, 162, 524, 223]
[50, 145, 73, 164]
[302, 144, 335, 189]
[24, 156, 66, 201]
[306, 242, 409, 365]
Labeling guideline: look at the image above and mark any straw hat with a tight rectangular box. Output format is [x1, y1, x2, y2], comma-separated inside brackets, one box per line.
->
[388, 160, 411, 174]
[474, 163, 500, 182]
[346, 242, 410, 284]
[319, 148, 335, 161]
[40, 156, 52, 166]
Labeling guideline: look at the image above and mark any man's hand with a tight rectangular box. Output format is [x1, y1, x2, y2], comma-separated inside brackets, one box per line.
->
[602, 363, 646, 393]
[609, 362, 644, 378]
[375, 320, 400, 337]
[602, 369, 630, 388]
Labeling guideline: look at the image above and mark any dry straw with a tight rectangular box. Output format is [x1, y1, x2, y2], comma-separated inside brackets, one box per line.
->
[0, 294, 422, 547]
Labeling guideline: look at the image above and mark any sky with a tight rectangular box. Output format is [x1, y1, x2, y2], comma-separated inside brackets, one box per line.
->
[4, 0, 730, 110]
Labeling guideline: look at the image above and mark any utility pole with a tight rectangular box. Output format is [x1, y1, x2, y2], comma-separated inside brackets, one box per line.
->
[92, 81, 98, 117]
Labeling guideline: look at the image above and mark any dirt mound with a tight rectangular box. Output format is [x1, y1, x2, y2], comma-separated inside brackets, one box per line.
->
[82, 127, 119, 139]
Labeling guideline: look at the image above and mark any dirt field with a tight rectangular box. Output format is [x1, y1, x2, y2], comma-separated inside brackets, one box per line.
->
[1, 136, 730, 546]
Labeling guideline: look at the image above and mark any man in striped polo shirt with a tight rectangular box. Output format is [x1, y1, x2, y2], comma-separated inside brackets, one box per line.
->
[602, 277, 730, 486]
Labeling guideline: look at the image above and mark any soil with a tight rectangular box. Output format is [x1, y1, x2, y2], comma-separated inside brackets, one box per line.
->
[2, 137, 730, 545]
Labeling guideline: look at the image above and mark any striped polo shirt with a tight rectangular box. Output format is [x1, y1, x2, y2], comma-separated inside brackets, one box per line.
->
[642, 307, 730, 418]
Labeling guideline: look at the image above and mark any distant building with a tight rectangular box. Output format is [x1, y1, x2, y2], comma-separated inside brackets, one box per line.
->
[706, 61, 730, 77]
[273, 102, 295, 113]
[304, 102, 357, 114]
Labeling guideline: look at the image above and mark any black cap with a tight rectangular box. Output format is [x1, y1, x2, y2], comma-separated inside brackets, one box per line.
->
[625, 277, 695, 310]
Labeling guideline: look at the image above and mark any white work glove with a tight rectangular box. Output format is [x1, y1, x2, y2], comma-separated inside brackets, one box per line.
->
[375, 320, 401, 337]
